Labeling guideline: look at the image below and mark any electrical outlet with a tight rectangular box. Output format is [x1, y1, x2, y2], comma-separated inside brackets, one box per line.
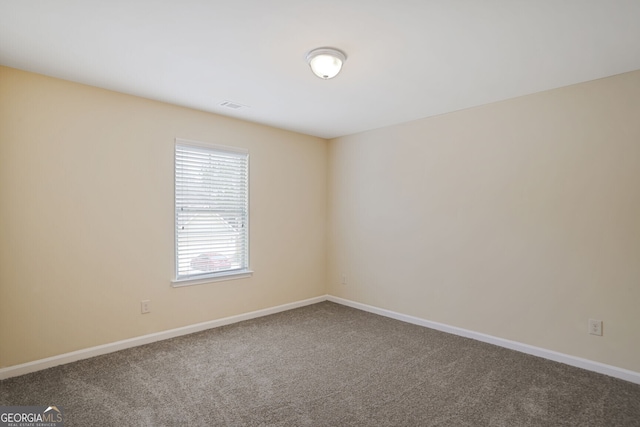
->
[141, 300, 151, 314]
[588, 319, 602, 336]
[341, 274, 347, 285]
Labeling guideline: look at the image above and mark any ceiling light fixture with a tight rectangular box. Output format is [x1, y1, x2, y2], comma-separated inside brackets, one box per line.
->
[306, 47, 347, 80]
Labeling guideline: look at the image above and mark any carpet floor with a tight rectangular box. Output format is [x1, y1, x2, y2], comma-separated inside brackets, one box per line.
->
[1, 301, 639, 426]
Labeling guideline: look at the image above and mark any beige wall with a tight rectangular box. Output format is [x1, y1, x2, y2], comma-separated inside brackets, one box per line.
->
[0, 66, 327, 368]
[328, 70, 640, 372]
[2, 64, 639, 375]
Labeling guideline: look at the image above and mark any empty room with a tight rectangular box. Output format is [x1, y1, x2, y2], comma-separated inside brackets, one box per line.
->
[1, 1, 639, 426]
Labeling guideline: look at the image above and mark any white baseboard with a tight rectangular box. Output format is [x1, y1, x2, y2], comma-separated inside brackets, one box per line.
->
[326, 295, 640, 385]
[3, 294, 639, 386]
[0, 295, 326, 380]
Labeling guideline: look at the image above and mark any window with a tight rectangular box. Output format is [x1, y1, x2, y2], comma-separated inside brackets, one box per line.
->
[173, 139, 251, 286]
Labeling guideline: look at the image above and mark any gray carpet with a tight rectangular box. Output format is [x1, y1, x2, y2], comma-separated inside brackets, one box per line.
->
[1, 302, 639, 426]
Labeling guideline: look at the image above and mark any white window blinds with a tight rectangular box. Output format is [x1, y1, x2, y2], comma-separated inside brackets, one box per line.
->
[175, 140, 249, 282]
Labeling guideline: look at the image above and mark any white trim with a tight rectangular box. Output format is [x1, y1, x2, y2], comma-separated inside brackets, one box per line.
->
[175, 138, 248, 155]
[326, 295, 640, 385]
[3, 294, 639, 386]
[171, 269, 254, 287]
[0, 295, 326, 380]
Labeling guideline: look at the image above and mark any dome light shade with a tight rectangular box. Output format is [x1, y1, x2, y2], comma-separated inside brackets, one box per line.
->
[306, 48, 347, 79]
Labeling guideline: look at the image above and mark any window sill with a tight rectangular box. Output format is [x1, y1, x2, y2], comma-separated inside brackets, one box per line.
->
[171, 269, 254, 288]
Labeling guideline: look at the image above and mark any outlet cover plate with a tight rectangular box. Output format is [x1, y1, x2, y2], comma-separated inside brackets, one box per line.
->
[589, 319, 602, 336]
[141, 300, 151, 314]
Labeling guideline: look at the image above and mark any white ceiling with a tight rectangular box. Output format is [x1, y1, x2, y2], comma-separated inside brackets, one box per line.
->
[1, 1, 639, 139]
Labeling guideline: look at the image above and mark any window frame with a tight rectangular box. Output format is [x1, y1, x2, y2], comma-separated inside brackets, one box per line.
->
[171, 138, 252, 287]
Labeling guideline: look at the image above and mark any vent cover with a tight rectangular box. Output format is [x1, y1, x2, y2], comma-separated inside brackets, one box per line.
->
[220, 100, 248, 110]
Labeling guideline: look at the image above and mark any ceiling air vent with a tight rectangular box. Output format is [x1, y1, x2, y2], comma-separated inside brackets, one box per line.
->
[220, 100, 248, 110]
